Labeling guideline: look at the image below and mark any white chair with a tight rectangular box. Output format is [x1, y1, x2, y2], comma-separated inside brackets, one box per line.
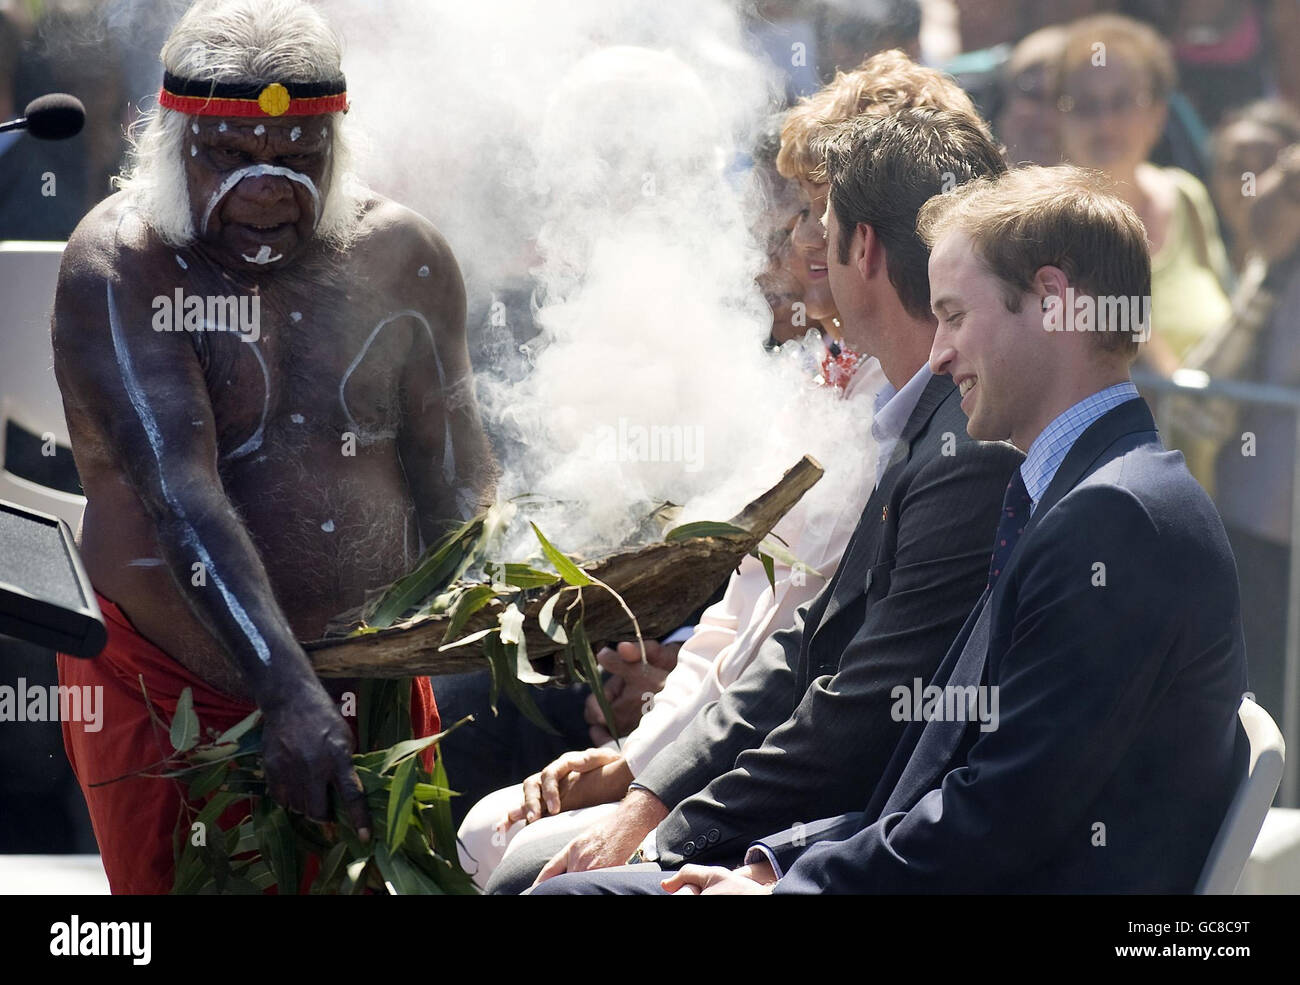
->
[1195, 698, 1285, 894]
[0, 241, 85, 532]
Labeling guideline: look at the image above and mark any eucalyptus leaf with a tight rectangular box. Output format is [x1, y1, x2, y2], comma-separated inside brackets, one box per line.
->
[664, 520, 749, 541]
[537, 590, 569, 645]
[426, 755, 467, 880]
[508, 637, 553, 686]
[755, 535, 815, 574]
[169, 687, 199, 753]
[253, 799, 299, 895]
[442, 585, 498, 643]
[367, 517, 483, 628]
[386, 756, 419, 848]
[438, 627, 496, 651]
[498, 602, 525, 644]
[242, 861, 277, 891]
[341, 858, 370, 894]
[501, 563, 560, 589]
[484, 635, 559, 735]
[570, 621, 619, 743]
[759, 551, 776, 594]
[187, 759, 229, 801]
[530, 522, 592, 586]
[378, 731, 444, 775]
[309, 841, 350, 895]
[413, 782, 456, 802]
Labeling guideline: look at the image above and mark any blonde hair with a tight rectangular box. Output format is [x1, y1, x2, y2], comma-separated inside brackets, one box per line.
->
[116, 0, 366, 248]
[776, 49, 992, 182]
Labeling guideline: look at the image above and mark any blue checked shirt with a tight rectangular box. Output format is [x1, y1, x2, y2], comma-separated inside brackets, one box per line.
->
[1020, 383, 1140, 515]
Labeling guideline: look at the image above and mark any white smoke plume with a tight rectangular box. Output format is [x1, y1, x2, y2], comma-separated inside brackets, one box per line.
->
[109, 0, 879, 560]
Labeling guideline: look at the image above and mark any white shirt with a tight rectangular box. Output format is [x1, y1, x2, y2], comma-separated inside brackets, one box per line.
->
[869, 365, 933, 487]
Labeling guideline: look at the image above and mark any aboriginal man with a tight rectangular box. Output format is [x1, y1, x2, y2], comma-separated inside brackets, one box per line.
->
[51, 0, 495, 892]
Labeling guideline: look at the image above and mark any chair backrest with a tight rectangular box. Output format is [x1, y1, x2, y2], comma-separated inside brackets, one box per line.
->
[1195, 698, 1285, 894]
[0, 242, 85, 531]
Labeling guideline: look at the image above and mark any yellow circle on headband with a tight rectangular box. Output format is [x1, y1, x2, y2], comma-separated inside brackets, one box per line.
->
[257, 83, 291, 117]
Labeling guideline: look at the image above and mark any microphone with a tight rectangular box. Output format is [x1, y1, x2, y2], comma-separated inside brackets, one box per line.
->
[0, 93, 86, 140]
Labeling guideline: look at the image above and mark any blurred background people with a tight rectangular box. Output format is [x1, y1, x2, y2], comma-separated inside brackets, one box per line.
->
[991, 25, 1067, 165]
[1178, 100, 1300, 722]
[1056, 13, 1232, 376]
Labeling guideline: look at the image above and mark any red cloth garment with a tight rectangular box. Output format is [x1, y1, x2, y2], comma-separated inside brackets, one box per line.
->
[58, 592, 439, 894]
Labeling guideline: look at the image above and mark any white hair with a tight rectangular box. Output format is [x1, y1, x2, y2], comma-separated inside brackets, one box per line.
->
[116, 0, 367, 248]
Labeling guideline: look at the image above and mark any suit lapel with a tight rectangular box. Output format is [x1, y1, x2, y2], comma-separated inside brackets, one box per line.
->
[814, 375, 957, 634]
[874, 397, 1161, 813]
[880, 592, 994, 816]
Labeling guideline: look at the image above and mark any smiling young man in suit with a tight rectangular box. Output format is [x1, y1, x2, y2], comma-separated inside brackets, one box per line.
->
[512, 108, 1025, 894]
[590, 165, 1248, 896]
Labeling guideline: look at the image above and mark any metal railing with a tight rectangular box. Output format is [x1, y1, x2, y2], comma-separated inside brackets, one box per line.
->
[1133, 370, 1300, 806]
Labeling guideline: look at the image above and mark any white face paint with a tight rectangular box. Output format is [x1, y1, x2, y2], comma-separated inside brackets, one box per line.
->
[200, 164, 322, 236]
[105, 278, 272, 666]
[290, 126, 302, 142]
[241, 245, 284, 265]
[418, 265, 430, 278]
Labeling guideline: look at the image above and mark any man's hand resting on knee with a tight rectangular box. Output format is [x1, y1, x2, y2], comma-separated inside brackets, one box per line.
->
[503, 748, 633, 826]
[533, 786, 669, 884]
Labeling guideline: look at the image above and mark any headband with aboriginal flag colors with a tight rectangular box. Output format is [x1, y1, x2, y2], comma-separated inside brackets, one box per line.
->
[159, 72, 348, 118]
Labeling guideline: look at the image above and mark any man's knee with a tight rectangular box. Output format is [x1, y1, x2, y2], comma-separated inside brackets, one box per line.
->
[527, 866, 669, 895]
[483, 828, 575, 894]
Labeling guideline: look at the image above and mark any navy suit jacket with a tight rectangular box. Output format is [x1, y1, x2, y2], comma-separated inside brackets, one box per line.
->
[758, 397, 1249, 893]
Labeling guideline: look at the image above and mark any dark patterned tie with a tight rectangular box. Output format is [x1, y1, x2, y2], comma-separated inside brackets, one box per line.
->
[988, 470, 1031, 588]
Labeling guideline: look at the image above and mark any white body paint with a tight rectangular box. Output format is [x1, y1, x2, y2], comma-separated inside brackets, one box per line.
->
[254, 124, 265, 136]
[417, 265, 430, 278]
[190, 144, 198, 157]
[290, 311, 302, 322]
[200, 164, 322, 235]
[127, 557, 165, 567]
[175, 255, 188, 270]
[320, 520, 335, 533]
[191, 121, 199, 134]
[290, 413, 305, 424]
[224, 333, 270, 461]
[339, 310, 457, 482]
[241, 245, 284, 265]
[105, 279, 272, 666]
[290, 126, 302, 141]
[218, 121, 228, 132]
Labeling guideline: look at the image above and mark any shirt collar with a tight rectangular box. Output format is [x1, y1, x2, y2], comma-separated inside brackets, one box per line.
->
[1020, 382, 1140, 512]
[871, 364, 932, 444]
